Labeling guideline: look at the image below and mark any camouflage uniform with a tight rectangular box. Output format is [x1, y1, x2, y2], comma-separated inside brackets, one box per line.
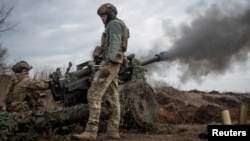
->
[72, 3, 129, 140]
[5, 61, 49, 112]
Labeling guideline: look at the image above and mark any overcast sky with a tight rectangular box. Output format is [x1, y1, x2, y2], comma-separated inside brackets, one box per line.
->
[1, 0, 250, 93]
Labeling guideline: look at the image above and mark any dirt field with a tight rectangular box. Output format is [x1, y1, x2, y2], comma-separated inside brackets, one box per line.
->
[103, 86, 250, 141]
[35, 124, 208, 141]
[102, 124, 208, 141]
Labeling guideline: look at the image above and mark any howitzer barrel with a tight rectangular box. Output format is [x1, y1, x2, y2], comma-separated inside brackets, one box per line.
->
[68, 65, 100, 78]
[140, 51, 169, 66]
[68, 68, 90, 78]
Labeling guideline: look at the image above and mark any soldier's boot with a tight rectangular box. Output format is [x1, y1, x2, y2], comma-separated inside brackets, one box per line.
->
[71, 130, 97, 140]
[100, 131, 120, 140]
[71, 124, 97, 140]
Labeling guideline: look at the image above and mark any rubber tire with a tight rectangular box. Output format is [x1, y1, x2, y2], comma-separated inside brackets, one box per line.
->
[119, 79, 158, 130]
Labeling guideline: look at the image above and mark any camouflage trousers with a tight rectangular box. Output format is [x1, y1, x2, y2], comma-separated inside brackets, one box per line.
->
[86, 61, 121, 133]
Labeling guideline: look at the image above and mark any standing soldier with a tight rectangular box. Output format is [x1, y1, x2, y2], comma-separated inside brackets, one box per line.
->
[72, 3, 129, 140]
[5, 61, 50, 112]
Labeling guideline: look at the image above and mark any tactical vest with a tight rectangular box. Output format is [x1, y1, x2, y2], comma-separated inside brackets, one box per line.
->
[100, 18, 129, 64]
[6, 78, 28, 104]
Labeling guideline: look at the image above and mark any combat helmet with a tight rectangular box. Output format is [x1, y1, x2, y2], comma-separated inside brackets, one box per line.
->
[97, 3, 117, 19]
[12, 61, 33, 73]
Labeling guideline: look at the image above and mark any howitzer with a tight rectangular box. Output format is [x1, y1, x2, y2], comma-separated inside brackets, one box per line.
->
[48, 51, 169, 105]
[48, 51, 169, 129]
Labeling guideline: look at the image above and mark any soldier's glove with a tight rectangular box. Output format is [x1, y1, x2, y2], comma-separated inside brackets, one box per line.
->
[93, 46, 104, 60]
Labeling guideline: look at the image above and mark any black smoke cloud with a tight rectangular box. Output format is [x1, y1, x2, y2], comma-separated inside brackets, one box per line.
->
[145, 1, 250, 84]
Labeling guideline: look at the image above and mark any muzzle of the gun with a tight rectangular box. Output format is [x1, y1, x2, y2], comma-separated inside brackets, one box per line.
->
[140, 51, 169, 66]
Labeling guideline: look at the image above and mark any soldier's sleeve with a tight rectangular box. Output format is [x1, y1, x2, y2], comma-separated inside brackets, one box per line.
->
[24, 78, 49, 90]
[106, 20, 123, 62]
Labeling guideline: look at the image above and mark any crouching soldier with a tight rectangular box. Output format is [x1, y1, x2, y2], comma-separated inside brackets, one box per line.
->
[5, 61, 50, 112]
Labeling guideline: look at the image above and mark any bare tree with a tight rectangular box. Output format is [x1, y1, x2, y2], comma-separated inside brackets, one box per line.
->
[0, 5, 16, 74]
[0, 5, 15, 32]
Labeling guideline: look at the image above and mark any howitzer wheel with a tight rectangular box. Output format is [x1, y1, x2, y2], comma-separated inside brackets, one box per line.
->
[119, 79, 158, 130]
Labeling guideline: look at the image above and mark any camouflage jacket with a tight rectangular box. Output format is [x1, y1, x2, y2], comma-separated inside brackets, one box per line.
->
[5, 72, 49, 105]
[101, 18, 129, 64]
